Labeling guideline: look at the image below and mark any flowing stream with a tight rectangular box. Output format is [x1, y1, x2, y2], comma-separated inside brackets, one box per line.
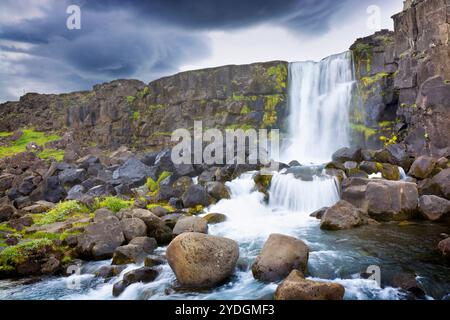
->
[1, 52, 449, 300]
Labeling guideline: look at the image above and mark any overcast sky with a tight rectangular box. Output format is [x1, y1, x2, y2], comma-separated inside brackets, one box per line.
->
[0, 0, 403, 102]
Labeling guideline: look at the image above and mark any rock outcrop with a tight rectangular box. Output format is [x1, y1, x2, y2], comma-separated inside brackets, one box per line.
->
[350, 0, 450, 158]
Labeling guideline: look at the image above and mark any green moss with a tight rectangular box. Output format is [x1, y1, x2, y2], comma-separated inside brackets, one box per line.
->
[262, 95, 283, 128]
[240, 105, 251, 115]
[126, 96, 136, 105]
[132, 111, 141, 121]
[0, 223, 16, 233]
[0, 239, 53, 267]
[350, 124, 377, 140]
[361, 72, 389, 87]
[267, 64, 288, 91]
[146, 171, 171, 196]
[148, 104, 165, 112]
[146, 202, 175, 212]
[187, 205, 205, 215]
[94, 197, 133, 213]
[352, 42, 373, 75]
[226, 124, 255, 131]
[34, 201, 89, 226]
[0, 129, 61, 159]
[38, 149, 65, 161]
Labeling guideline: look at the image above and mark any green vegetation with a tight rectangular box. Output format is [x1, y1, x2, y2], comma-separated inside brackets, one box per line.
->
[262, 95, 283, 128]
[146, 202, 175, 212]
[350, 124, 377, 140]
[0, 132, 12, 138]
[94, 196, 133, 213]
[34, 201, 89, 226]
[126, 96, 136, 105]
[0, 129, 61, 159]
[0, 239, 53, 267]
[361, 72, 389, 87]
[352, 42, 373, 75]
[38, 149, 65, 161]
[148, 104, 165, 112]
[147, 171, 171, 196]
[379, 134, 398, 147]
[267, 64, 288, 91]
[240, 105, 251, 115]
[137, 87, 150, 99]
[226, 124, 255, 131]
[132, 111, 141, 121]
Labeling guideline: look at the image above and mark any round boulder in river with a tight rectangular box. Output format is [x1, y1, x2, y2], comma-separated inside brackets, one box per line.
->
[166, 232, 239, 288]
[252, 234, 309, 282]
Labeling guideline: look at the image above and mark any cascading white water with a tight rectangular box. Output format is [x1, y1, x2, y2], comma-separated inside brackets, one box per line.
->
[282, 51, 355, 164]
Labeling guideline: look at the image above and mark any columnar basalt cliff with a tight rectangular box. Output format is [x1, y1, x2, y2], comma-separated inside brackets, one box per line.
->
[351, 0, 450, 158]
[0, 61, 288, 157]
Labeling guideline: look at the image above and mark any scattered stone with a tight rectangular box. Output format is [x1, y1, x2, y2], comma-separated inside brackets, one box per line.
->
[274, 270, 345, 300]
[112, 267, 159, 297]
[320, 200, 369, 230]
[120, 218, 147, 243]
[203, 213, 227, 224]
[144, 255, 165, 267]
[206, 182, 231, 201]
[95, 265, 127, 279]
[438, 238, 450, 259]
[112, 237, 157, 265]
[181, 185, 210, 208]
[332, 147, 362, 163]
[409, 156, 437, 179]
[310, 207, 328, 220]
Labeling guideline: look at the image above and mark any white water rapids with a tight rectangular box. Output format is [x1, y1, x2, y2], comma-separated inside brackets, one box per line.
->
[0, 52, 411, 300]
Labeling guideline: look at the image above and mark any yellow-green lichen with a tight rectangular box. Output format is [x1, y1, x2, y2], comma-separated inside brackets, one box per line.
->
[267, 64, 288, 92]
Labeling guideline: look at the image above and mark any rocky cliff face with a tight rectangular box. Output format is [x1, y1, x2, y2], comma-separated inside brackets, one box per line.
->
[351, 0, 450, 158]
[0, 61, 288, 155]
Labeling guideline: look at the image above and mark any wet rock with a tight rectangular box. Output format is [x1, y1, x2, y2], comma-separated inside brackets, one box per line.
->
[203, 213, 227, 224]
[144, 255, 165, 267]
[332, 147, 362, 163]
[253, 172, 273, 195]
[112, 267, 160, 297]
[172, 216, 208, 236]
[252, 234, 309, 283]
[320, 200, 369, 230]
[166, 232, 239, 288]
[425, 168, 450, 199]
[95, 265, 126, 279]
[161, 213, 183, 229]
[310, 207, 328, 220]
[120, 218, 147, 243]
[391, 272, 425, 298]
[112, 237, 157, 265]
[436, 157, 449, 170]
[274, 270, 345, 300]
[418, 195, 450, 221]
[438, 238, 450, 259]
[206, 182, 230, 201]
[409, 156, 437, 179]
[181, 184, 210, 208]
[76, 212, 125, 260]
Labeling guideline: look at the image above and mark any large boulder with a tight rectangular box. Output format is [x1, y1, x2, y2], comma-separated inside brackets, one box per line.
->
[58, 168, 87, 187]
[342, 178, 419, 221]
[172, 216, 208, 236]
[112, 158, 159, 187]
[166, 233, 239, 288]
[76, 209, 125, 259]
[320, 200, 369, 230]
[252, 234, 309, 283]
[418, 195, 450, 221]
[425, 168, 450, 199]
[408, 156, 437, 179]
[120, 218, 147, 242]
[181, 184, 210, 208]
[274, 270, 345, 300]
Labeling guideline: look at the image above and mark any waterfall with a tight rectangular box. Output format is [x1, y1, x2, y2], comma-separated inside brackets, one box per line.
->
[282, 51, 356, 164]
[269, 173, 340, 213]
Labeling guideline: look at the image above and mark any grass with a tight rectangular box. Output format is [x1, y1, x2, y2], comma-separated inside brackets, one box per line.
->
[0, 129, 61, 159]
[0, 132, 13, 138]
[38, 149, 65, 161]
[94, 196, 133, 213]
[34, 201, 89, 226]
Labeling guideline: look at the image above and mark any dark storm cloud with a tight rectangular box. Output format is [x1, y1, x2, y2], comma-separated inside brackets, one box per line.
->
[0, 0, 377, 102]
